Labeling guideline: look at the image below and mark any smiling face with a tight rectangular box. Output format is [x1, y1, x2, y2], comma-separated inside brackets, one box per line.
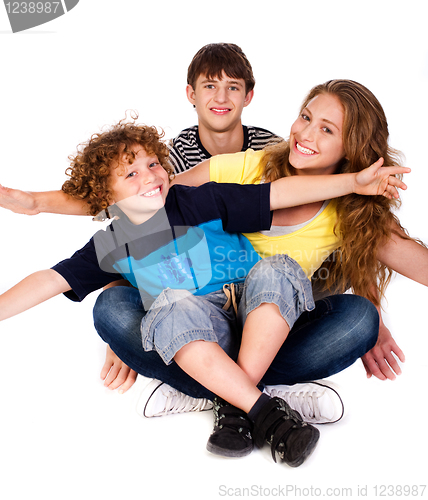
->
[109, 145, 170, 224]
[186, 70, 254, 135]
[289, 93, 346, 176]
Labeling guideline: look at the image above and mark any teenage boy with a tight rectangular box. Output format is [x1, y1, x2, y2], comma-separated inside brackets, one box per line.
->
[169, 43, 282, 173]
[0, 120, 408, 466]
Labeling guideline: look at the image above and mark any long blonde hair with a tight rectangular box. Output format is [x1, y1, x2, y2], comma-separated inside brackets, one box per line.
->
[260, 79, 416, 305]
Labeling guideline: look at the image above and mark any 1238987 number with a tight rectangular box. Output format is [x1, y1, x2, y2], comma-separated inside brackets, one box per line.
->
[5, 2, 60, 14]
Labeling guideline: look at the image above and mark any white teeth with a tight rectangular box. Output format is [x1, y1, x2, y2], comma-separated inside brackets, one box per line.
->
[142, 187, 160, 197]
[296, 142, 316, 155]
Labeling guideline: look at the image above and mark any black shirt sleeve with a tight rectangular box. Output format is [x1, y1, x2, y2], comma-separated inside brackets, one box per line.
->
[168, 182, 272, 233]
[51, 238, 121, 302]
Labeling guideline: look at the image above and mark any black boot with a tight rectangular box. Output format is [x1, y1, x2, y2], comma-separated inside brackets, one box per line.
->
[253, 396, 320, 467]
[206, 397, 254, 458]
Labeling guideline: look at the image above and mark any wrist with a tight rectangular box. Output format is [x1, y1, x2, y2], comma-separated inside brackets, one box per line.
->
[32, 190, 89, 216]
[30, 192, 44, 214]
[350, 172, 358, 194]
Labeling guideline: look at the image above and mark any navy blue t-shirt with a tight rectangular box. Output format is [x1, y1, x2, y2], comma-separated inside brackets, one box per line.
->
[52, 182, 272, 307]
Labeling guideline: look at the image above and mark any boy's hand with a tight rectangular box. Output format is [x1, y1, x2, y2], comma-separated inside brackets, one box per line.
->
[101, 345, 137, 394]
[0, 184, 39, 215]
[353, 158, 410, 199]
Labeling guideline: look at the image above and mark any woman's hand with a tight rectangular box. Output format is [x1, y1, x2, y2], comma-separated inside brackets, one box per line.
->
[353, 158, 410, 199]
[101, 345, 138, 394]
[361, 323, 405, 380]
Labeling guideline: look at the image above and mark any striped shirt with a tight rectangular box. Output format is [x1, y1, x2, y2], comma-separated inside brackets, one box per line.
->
[168, 125, 283, 173]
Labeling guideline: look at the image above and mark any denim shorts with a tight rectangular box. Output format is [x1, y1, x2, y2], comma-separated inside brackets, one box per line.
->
[141, 255, 315, 365]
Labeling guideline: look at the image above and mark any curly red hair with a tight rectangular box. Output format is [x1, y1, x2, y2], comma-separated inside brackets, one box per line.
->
[62, 115, 173, 216]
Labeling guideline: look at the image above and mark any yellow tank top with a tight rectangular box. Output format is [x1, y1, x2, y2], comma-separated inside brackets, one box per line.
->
[210, 150, 341, 278]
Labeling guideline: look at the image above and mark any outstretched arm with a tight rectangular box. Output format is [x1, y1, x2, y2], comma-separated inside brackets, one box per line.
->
[171, 159, 211, 187]
[0, 185, 89, 216]
[0, 270, 71, 321]
[377, 223, 428, 286]
[270, 159, 410, 210]
[361, 229, 427, 380]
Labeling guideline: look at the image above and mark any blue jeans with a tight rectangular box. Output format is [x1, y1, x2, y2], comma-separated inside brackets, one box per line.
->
[93, 257, 379, 399]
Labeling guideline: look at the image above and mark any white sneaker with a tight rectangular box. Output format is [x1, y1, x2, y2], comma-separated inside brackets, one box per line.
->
[264, 381, 344, 424]
[136, 379, 213, 418]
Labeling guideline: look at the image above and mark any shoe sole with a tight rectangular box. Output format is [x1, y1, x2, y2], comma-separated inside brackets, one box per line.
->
[206, 441, 254, 458]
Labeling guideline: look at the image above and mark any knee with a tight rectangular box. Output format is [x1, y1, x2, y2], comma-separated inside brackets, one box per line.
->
[357, 296, 379, 349]
[93, 288, 119, 341]
[93, 286, 141, 332]
[248, 255, 308, 284]
[247, 255, 279, 282]
[243, 255, 313, 315]
[93, 286, 145, 348]
[93, 287, 122, 321]
[338, 294, 379, 350]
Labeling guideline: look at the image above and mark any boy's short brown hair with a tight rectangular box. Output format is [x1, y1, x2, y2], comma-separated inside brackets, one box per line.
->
[62, 114, 173, 217]
[187, 43, 255, 94]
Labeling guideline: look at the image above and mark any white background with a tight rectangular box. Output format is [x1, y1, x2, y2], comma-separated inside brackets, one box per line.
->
[0, 1, 427, 499]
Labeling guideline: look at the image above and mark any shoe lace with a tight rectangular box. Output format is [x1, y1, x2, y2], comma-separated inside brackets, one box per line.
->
[162, 389, 211, 415]
[269, 388, 320, 422]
